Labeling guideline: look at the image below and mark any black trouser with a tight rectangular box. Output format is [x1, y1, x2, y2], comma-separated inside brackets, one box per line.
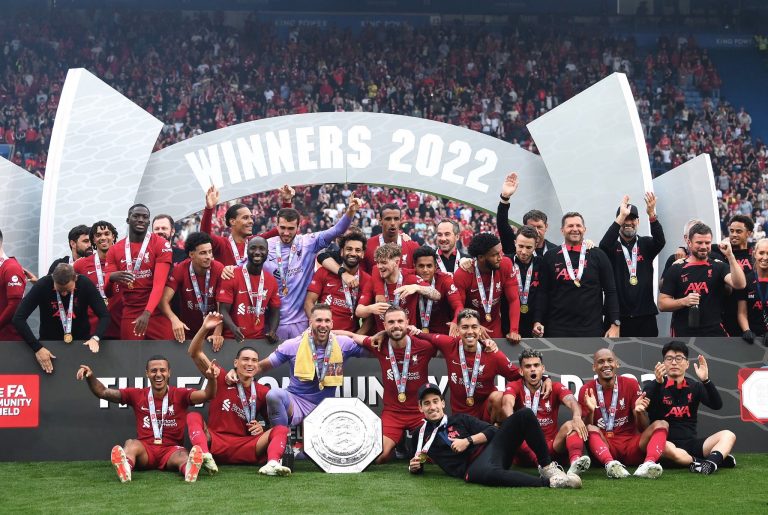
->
[618, 315, 659, 337]
[465, 408, 550, 487]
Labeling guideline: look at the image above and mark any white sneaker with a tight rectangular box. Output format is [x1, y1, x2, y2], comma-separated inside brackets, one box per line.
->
[548, 470, 583, 489]
[634, 461, 663, 479]
[605, 459, 630, 479]
[202, 452, 218, 475]
[184, 445, 203, 483]
[538, 461, 564, 481]
[259, 459, 292, 477]
[567, 455, 591, 476]
[110, 445, 131, 483]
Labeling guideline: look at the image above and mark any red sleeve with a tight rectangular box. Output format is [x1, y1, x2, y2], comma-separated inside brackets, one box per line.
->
[496, 351, 521, 381]
[156, 236, 173, 265]
[0, 261, 25, 330]
[451, 269, 471, 321]
[146, 261, 171, 313]
[119, 388, 139, 406]
[258, 227, 279, 240]
[503, 380, 520, 397]
[217, 276, 235, 305]
[557, 383, 574, 403]
[372, 269, 385, 296]
[166, 262, 183, 291]
[200, 206, 214, 235]
[358, 277, 375, 305]
[439, 274, 463, 315]
[502, 259, 520, 333]
[104, 246, 118, 295]
[416, 331, 454, 353]
[73, 258, 86, 274]
[359, 336, 375, 351]
[577, 381, 589, 413]
[307, 268, 326, 295]
[180, 387, 195, 408]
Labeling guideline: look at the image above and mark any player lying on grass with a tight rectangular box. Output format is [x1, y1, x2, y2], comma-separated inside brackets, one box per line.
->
[76, 355, 217, 483]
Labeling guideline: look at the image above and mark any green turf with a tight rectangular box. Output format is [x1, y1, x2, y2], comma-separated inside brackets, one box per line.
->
[1, 455, 766, 514]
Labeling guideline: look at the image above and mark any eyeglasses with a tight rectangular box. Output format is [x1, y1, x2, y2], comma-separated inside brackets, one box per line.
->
[663, 356, 687, 364]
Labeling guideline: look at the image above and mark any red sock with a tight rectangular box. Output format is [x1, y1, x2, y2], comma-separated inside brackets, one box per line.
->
[643, 427, 668, 463]
[566, 432, 584, 463]
[588, 431, 614, 465]
[127, 457, 135, 470]
[266, 425, 289, 462]
[186, 412, 210, 453]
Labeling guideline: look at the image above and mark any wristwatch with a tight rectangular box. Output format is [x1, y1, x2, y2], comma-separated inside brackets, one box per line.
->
[613, 320, 621, 327]
[91, 336, 100, 342]
[466, 435, 474, 447]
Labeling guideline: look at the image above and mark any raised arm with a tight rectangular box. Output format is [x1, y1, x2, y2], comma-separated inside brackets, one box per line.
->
[76, 365, 122, 403]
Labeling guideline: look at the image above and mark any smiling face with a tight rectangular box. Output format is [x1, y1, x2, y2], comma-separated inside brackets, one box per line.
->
[247, 237, 268, 268]
[592, 349, 619, 383]
[561, 215, 586, 245]
[458, 315, 480, 350]
[384, 309, 408, 341]
[152, 217, 174, 241]
[728, 221, 751, 249]
[414, 256, 436, 283]
[755, 240, 768, 273]
[277, 216, 299, 244]
[231, 207, 254, 238]
[341, 239, 364, 270]
[419, 392, 445, 422]
[435, 221, 458, 254]
[71, 234, 93, 258]
[127, 206, 150, 235]
[310, 307, 334, 344]
[92, 226, 115, 254]
[235, 349, 260, 380]
[688, 232, 712, 261]
[620, 216, 638, 240]
[145, 359, 170, 393]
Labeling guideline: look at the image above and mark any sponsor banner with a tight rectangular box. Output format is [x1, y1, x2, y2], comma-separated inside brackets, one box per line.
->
[0, 375, 39, 428]
[0, 337, 765, 460]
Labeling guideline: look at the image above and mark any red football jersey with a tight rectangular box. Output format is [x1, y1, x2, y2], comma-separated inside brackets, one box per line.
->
[416, 272, 463, 334]
[217, 268, 280, 339]
[363, 271, 423, 331]
[578, 375, 641, 438]
[307, 267, 372, 332]
[207, 364, 270, 435]
[105, 234, 172, 309]
[166, 259, 224, 337]
[74, 254, 123, 335]
[0, 257, 25, 340]
[506, 381, 573, 441]
[361, 335, 436, 415]
[120, 386, 194, 446]
[452, 256, 520, 336]
[363, 235, 421, 273]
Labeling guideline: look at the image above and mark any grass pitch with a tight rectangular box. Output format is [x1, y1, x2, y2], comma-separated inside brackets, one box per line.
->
[1, 454, 766, 514]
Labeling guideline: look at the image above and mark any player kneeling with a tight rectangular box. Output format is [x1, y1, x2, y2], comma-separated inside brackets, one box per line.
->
[76, 356, 218, 483]
[186, 312, 291, 477]
[502, 349, 591, 476]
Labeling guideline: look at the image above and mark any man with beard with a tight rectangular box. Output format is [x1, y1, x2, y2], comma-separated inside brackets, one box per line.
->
[47, 224, 92, 274]
[105, 204, 174, 340]
[737, 237, 768, 344]
[160, 231, 225, 343]
[186, 313, 291, 477]
[599, 194, 666, 336]
[711, 215, 753, 336]
[659, 222, 746, 336]
[305, 231, 372, 333]
[434, 220, 468, 276]
[408, 383, 581, 488]
[152, 214, 187, 264]
[76, 356, 218, 483]
[218, 237, 280, 345]
[502, 349, 591, 477]
[74, 220, 122, 339]
[533, 212, 620, 338]
[200, 184, 293, 266]
[578, 348, 669, 479]
[643, 341, 736, 475]
[496, 173, 559, 259]
[363, 203, 421, 273]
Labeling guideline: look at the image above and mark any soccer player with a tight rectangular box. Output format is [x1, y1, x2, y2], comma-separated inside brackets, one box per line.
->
[200, 184, 293, 266]
[579, 348, 669, 479]
[509, 226, 542, 338]
[496, 173, 558, 258]
[737, 237, 768, 345]
[661, 218, 703, 279]
[75, 356, 218, 483]
[218, 236, 280, 345]
[599, 194, 666, 337]
[362, 203, 421, 273]
[13, 263, 108, 373]
[357, 243, 437, 332]
[305, 231, 372, 333]
[152, 214, 187, 263]
[343, 306, 438, 463]
[434, 220, 468, 276]
[659, 222, 746, 336]
[47, 224, 92, 274]
[643, 341, 736, 475]
[712, 215, 754, 337]
[501, 349, 591, 476]
[408, 383, 581, 489]
[0, 227, 26, 341]
[186, 312, 291, 476]
[264, 197, 361, 340]
[533, 212, 620, 338]
[452, 233, 521, 342]
[105, 204, 174, 340]
[160, 231, 224, 343]
[74, 220, 122, 339]
[408, 246, 463, 335]
[411, 308, 527, 422]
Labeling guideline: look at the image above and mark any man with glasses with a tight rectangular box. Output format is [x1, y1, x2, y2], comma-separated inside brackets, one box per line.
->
[643, 341, 736, 475]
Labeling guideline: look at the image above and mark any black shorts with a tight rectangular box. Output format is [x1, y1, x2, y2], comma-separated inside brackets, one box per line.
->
[671, 437, 706, 459]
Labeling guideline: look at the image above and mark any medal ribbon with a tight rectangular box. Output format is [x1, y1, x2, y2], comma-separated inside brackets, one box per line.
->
[561, 243, 587, 284]
[619, 238, 638, 281]
[189, 262, 211, 314]
[473, 259, 495, 319]
[384, 272, 404, 307]
[93, 252, 107, 301]
[125, 233, 152, 276]
[523, 385, 541, 416]
[228, 235, 248, 267]
[237, 382, 258, 423]
[418, 278, 435, 330]
[341, 271, 359, 316]
[458, 343, 482, 400]
[308, 334, 333, 383]
[513, 261, 533, 306]
[242, 267, 265, 319]
[415, 414, 448, 457]
[388, 337, 412, 397]
[276, 239, 299, 296]
[437, 250, 460, 276]
[596, 380, 620, 432]
[55, 289, 74, 335]
[147, 390, 169, 443]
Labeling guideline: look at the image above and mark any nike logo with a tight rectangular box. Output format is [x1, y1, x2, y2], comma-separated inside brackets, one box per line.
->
[185, 288, 194, 292]
[238, 290, 248, 294]
[87, 270, 96, 275]
[226, 386, 236, 390]
[326, 283, 336, 287]
[470, 288, 479, 293]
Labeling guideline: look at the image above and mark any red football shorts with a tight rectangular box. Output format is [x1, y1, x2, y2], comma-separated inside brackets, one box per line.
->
[138, 440, 185, 470]
[209, 430, 265, 465]
[120, 307, 173, 340]
[381, 410, 424, 444]
[606, 433, 645, 466]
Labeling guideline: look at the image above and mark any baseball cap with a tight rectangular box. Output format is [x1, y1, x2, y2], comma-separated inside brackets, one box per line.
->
[417, 383, 443, 401]
[616, 204, 639, 219]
